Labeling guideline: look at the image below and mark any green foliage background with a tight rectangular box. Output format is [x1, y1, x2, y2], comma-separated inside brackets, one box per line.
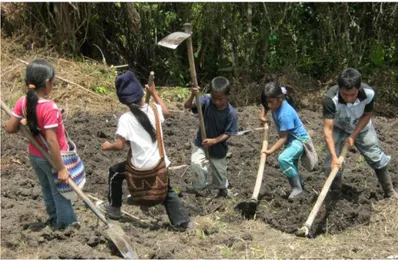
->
[1, 2, 397, 105]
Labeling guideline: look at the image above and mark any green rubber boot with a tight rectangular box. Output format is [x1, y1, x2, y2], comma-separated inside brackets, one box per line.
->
[287, 176, 303, 201]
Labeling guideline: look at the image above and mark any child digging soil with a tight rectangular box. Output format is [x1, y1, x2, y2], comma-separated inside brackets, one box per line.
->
[260, 82, 311, 201]
[183, 76, 238, 198]
[100, 70, 192, 230]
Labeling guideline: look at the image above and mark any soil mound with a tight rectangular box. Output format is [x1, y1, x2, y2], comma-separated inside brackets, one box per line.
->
[2, 103, 397, 258]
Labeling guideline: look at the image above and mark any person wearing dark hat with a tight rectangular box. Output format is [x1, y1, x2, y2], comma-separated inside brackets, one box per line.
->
[99, 71, 192, 230]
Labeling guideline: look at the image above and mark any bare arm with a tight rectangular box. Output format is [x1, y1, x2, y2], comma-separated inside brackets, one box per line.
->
[259, 106, 269, 123]
[101, 136, 126, 151]
[5, 116, 21, 133]
[215, 134, 231, 143]
[146, 83, 169, 118]
[184, 92, 196, 109]
[45, 128, 69, 183]
[323, 118, 342, 169]
[202, 134, 230, 149]
[263, 131, 288, 155]
[323, 119, 337, 159]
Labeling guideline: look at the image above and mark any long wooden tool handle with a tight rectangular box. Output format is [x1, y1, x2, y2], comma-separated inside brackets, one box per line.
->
[251, 123, 269, 200]
[184, 23, 210, 160]
[146, 71, 155, 104]
[1, 99, 109, 226]
[303, 143, 349, 229]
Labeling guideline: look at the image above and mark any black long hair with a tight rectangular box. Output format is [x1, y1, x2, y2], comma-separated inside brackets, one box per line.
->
[128, 103, 157, 143]
[261, 82, 296, 110]
[25, 60, 55, 135]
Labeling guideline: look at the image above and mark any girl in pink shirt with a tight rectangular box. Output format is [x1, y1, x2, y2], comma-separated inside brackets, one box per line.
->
[5, 60, 77, 229]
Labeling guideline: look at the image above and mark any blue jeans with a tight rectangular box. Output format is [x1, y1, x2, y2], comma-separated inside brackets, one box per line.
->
[29, 154, 77, 228]
[324, 125, 391, 177]
[278, 138, 307, 178]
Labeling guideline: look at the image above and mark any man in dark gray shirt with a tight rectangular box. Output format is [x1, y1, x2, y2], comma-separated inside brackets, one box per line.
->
[323, 68, 397, 199]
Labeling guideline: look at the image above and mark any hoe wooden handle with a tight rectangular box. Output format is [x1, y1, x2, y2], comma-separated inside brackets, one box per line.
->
[251, 123, 269, 200]
[184, 23, 210, 160]
[303, 143, 349, 230]
[0, 99, 108, 226]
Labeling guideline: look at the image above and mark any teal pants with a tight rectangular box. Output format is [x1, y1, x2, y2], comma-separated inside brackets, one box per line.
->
[278, 139, 305, 178]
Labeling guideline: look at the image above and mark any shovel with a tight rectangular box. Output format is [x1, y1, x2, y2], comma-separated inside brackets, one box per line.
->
[234, 130, 252, 136]
[1, 99, 138, 259]
[145, 71, 155, 104]
[158, 23, 210, 160]
[295, 143, 349, 237]
[236, 123, 269, 219]
[231, 127, 267, 136]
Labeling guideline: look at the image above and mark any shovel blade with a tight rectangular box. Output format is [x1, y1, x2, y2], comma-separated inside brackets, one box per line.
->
[235, 130, 252, 136]
[157, 32, 191, 49]
[235, 199, 258, 219]
[106, 223, 138, 259]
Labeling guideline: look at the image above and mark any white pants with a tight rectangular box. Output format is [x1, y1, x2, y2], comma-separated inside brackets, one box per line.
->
[190, 146, 228, 190]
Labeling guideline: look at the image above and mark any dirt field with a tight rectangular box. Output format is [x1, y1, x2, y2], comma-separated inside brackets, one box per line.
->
[1, 93, 398, 259]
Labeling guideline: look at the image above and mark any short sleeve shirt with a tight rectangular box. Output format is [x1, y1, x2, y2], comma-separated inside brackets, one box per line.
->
[323, 84, 375, 133]
[116, 103, 171, 169]
[12, 96, 68, 157]
[272, 100, 308, 142]
[192, 95, 238, 158]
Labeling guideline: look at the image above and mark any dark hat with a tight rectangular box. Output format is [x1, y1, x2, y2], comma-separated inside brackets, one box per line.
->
[115, 71, 144, 105]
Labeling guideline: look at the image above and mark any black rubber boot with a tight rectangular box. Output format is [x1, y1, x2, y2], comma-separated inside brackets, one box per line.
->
[375, 166, 398, 198]
[287, 176, 303, 201]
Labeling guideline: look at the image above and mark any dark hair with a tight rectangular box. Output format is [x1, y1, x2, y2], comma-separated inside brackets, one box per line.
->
[262, 82, 284, 99]
[337, 68, 362, 90]
[128, 103, 156, 143]
[211, 76, 230, 95]
[261, 82, 297, 110]
[25, 60, 55, 135]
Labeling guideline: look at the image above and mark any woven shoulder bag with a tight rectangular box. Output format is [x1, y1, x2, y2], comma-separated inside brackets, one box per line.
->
[125, 103, 168, 206]
[23, 97, 86, 201]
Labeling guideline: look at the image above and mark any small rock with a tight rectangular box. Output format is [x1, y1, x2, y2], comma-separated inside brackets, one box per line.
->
[97, 131, 108, 138]
[19, 188, 31, 197]
[87, 235, 100, 247]
[242, 232, 253, 241]
[28, 239, 39, 247]
[38, 236, 45, 243]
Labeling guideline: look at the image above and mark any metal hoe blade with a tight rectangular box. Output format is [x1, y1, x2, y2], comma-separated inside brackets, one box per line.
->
[234, 130, 252, 136]
[157, 32, 191, 49]
[106, 223, 138, 259]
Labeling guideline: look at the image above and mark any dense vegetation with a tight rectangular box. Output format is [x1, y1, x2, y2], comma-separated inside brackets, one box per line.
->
[1, 2, 397, 104]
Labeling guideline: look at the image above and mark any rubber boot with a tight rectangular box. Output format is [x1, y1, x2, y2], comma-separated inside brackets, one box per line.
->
[375, 166, 398, 199]
[287, 176, 303, 201]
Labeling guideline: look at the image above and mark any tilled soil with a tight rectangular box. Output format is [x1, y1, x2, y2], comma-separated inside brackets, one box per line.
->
[1, 104, 397, 259]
